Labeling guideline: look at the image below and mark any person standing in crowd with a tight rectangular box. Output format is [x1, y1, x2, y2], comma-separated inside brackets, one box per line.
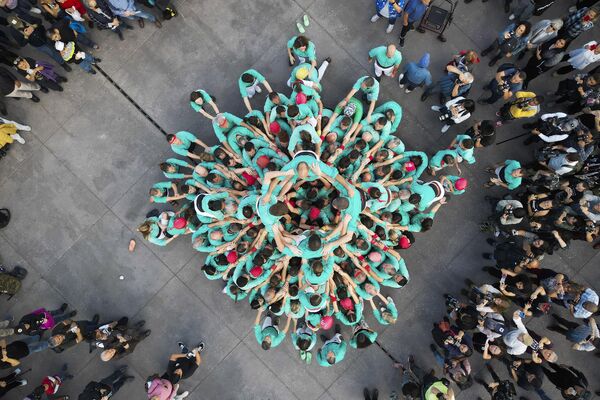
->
[398, 52, 432, 94]
[522, 37, 568, 89]
[0, 368, 28, 397]
[25, 364, 73, 400]
[78, 366, 134, 400]
[552, 40, 600, 76]
[557, 6, 598, 41]
[0, 66, 41, 102]
[107, 0, 162, 28]
[496, 90, 542, 126]
[368, 44, 402, 82]
[85, 0, 133, 40]
[481, 21, 532, 67]
[371, 0, 404, 34]
[479, 65, 526, 104]
[398, 0, 430, 48]
[420, 68, 473, 104]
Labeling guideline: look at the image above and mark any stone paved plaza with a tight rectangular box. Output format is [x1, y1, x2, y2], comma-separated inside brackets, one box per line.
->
[0, 0, 599, 398]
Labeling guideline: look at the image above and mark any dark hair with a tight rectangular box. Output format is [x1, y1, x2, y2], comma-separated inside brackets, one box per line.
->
[513, 208, 526, 218]
[269, 201, 289, 216]
[408, 193, 421, 205]
[516, 21, 532, 35]
[363, 77, 375, 87]
[311, 261, 324, 276]
[481, 120, 495, 136]
[293, 35, 309, 48]
[338, 158, 350, 168]
[369, 188, 382, 199]
[268, 92, 280, 101]
[349, 150, 360, 161]
[289, 284, 299, 297]
[410, 156, 422, 167]
[461, 139, 474, 149]
[166, 134, 175, 143]
[309, 294, 321, 306]
[308, 234, 322, 251]
[236, 275, 249, 287]
[261, 340, 271, 350]
[566, 153, 580, 163]
[376, 116, 387, 127]
[201, 264, 216, 275]
[297, 337, 310, 351]
[190, 91, 202, 102]
[241, 73, 254, 84]
[208, 200, 223, 211]
[463, 99, 476, 113]
[287, 105, 299, 118]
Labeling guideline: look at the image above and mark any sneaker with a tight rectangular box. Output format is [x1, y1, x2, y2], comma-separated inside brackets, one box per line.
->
[440, 124, 450, 133]
[30, 7, 42, 13]
[399, 83, 404, 88]
[486, 238, 496, 246]
[296, 22, 305, 34]
[386, 24, 394, 33]
[93, 44, 100, 50]
[154, 20, 162, 28]
[60, 303, 68, 312]
[142, 330, 151, 338]
[30, 94, 40, 103]
[89, 69, 97, 75]
[14, 368, 21, 374]
[178, 391, 189, 399]
[62, 63, 72, 72]
[404, 88, 412, 94]
[420, 93, 428, 102]
[118, 31, 124, 41]
[303, 14, 309, 26]
[20, 379, 27, 386]
[508, 13, 515, 20]
[324, 57, 331, 64]
[12, 134, 25, 144]
[399, 37, 405, 47]
[68, 310, 78, 318]
[430, 105, 441, 111]
[195, 342, 205, 352]
[495, 120, 503, 127]
[178, 342, 187, 352]
[138, 19, 144, 28]
[40, 86, 49, 93]
[370, 14, 380, 22]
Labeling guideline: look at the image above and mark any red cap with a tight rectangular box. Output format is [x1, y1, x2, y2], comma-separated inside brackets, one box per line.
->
[257, 155, 270, 169]
[320, 315, 333, 330]
[309, 207, 320, 220]
[404, 161, 416, 172]
[250, 266, 263, 278]
[226, 251, 238, 263]
[242, 171, 257, 185]
[269, 121, 281, 134]
[399, 236, 411, 249]
[295, 92, 307, 104]
[455, 178, 468, 191]
[173, 217, 187, 229]
[340, 297, 354, 311]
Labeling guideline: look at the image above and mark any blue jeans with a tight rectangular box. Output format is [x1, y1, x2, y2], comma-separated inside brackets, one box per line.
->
[34, 43, 65, 65]
[77, 54, 95, 73]
[123, 9, 156, 22]
[376, 10, 397, 25]
[22, 335, 50, 353]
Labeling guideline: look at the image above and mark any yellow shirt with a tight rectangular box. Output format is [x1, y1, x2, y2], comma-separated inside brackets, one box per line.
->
[509, 91, 539, 119]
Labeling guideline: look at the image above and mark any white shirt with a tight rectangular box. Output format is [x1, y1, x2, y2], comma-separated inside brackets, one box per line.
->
[503, 314, 529, 355]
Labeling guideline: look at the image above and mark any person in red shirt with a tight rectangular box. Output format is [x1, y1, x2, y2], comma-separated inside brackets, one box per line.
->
[26, 364, 72, 400]
[55, 0, 92, 24]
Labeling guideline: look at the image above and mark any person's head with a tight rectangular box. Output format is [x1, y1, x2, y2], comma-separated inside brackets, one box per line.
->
[100, 348, 117, 362]
[297, 162, 309, 179]
[515, 21, 532, 36]
[87, 0, 98, 7]
[488, 344, 502, 356]
[332, 196, 349, 211]
[530, 96, 544, 106]
[137, 221, 153, 239]
[408, 193, 421, 205]
[293, 35, 309, 51]
[512, 168, 525, 178]
[583, 301, 598, 314]
[553, 38, 567, 48]
[261, 336, 272, 350]
[208, 200, 224, 211]
[460, 72, 474, 84]
[548, 18, 563, 32]
[513, 207, 526, 219]
[241, 72, 255, 84]
[541, 348, 558, 362]
[462, 99, 476, 113]
[47, 27, 61, 41]
[512, 71, 526, 83]
[326, 351, 336, 365]
[48, 334, 65, 348]
[361, 77, 375, 90]
[386, 44, 397, 57]
[418, 52, 430, 68]
[584, 7, 599, 22]
[269, 201, 289, 217]
[287, 105, 299, 119]
[566, 153, 580, 164]
[421, 218, 434, 232]
[308, 234, 322, 251]
[166, 134, 181, 146]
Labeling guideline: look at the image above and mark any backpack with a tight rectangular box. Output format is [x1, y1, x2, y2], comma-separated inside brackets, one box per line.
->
[493, 380, 516, 400]
[0, 265, 27, 299]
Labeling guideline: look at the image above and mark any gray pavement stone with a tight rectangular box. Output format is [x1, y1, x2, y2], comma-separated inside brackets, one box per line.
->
[0, 146, 107, 272]
[45, 212, 174, 317]
[192, 341, 299, 400]
[127, 276, 240, 393]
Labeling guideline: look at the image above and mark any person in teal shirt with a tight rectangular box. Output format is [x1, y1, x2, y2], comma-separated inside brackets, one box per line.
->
[370, 297, 398, 325]
[149, 181, 182, 204]
[451, 134, 476, 165]
[287, 35, 317, 66]
[291, 324, 317, 353]
[166, 131, 207, 159]
[288, 124, 321, 155]
[213, 112, 244, 144]
[374, 101, 403, 132]
[485, 159, 524, 190]
[239, 69, 272, 112]
[254, 308, 291, 350]
[368, 44, 402, 81]
[441, 175, 467, 195]
[190, 89, 219, 119]
[341, 76, 380, 121]
[428, 149, 460, 176]
[317, 328, 347, 366]
[264, 92, 290, 114]
[349, 320, 378, 349]
[159, 158, 194, 180]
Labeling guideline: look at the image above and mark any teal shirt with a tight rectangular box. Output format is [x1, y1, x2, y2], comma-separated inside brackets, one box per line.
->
[372, 299, 398, 325]
[212, 112, 243, 143]
[368, 46, 402, 68]
[454, 134, 475, 164]
[254, 324, 286, 348]
[171, 131, 199, 157]
[375, 101, 403, 132]
[190, 89, 213, 112]
[288, 125, 320, 154]
[411, 181, 436, 211]
[504, 160, 522, 190]
[429, 149, 458, 170]
[350, 329, 378, 349]
[264, 92, 290, 114]
[288, 36, 317, 61]
[162, 158, 193, 180]
[239, 69, 266, 97]
[352, 76, 380, 102]
[291, 329, 316, 351]
[317, 338, 347, 366]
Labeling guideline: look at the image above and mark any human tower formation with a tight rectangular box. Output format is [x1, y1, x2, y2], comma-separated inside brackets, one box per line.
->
[139, 36, 471, 366]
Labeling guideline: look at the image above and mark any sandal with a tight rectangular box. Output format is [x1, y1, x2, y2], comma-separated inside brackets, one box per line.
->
[128, 239, 136, 252]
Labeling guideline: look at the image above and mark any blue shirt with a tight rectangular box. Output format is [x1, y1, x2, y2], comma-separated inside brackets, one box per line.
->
[404, 0, 428, 23]
[402, 62, 432, 86]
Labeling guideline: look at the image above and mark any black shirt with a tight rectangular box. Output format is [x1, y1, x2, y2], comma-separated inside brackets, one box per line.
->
[163, 356, 198, 384]
[78, 381, 111, 400]
[0, 341, 29, 369]
[0, 67, 16, 96]
[52, 19, 77, 43]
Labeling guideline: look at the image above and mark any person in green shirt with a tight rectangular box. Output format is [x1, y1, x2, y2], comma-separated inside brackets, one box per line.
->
[374, 100, 403, 132]
[450, 134, 476, 165]
[316, 326, 347, 367]
[288, 124, 321, 155]
[340, 76, 380, 122]
[484, 159, 525, 190]
[424, 377, 455, 400]
[166, 131, 208, 160]
[287, 35, 317, 67]
[428, 149, 460, 176]
[368, 44, 402, 81]
[159, 158, 194, 180]
[349, 319, 378, 349]
[189, 89, 219, 119]
[369, 296, 398, 325]
[264, 92, 290, 114]
[254, 308, 291, 351]
[239, 69, 273, 112]
[149, 181, 183, 204]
